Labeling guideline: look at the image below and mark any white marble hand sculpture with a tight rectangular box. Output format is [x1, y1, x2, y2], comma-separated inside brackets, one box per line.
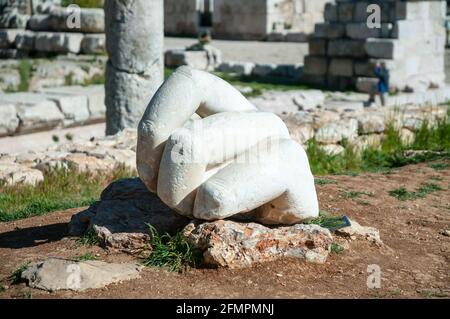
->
[137, 66, 319, 225]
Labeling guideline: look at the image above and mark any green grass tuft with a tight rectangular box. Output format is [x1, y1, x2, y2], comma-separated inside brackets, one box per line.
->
[315, 178, 337, 185]
[389, 183, 443, 201]
[331, 243, 344, 254]
[61, 0, 104, 8]
[76, 228, 100, 247]
[144, 226, 202, 272]
[342, 190, 374, 199]
[73, 252, 98, 261]
[9, 263, 30, 284]
[0, 165, 136, 222]
[428, 162, 450, 171]
[304, 211, 349, 230]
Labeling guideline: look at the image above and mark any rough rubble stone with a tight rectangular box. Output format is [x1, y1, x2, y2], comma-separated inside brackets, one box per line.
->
[0, 162, 44, 186]
[69, 178, 191, 253]
[335, 218, 383, 246]
[0, 103, 19, 136]
[80, 34, 105, 54]
[183, 220, 333, 269]
[315, 119, 358, 144]
[22, 258, 142, 292]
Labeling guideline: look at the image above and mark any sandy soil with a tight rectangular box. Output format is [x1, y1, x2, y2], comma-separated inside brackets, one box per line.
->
[0, 161, 449, 299]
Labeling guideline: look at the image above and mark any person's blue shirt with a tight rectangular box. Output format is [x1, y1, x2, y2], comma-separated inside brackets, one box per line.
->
[374, 66, 389, 93]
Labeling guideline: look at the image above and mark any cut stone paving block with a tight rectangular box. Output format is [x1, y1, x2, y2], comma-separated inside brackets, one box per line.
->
[37, 85, 106, 122]
[22, 258, 142, 292]
[346, 23, 393, 40]
[0, 103, 19, 137]
[27, 14, 52, 31]
[45, 94, 90, 126]
[1, 92, 64, 133]
[216, 61, 255, 76]
[0, 49, 28, 59]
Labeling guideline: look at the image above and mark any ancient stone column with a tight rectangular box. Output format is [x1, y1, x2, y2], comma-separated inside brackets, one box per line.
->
[105, 0, 164, 135]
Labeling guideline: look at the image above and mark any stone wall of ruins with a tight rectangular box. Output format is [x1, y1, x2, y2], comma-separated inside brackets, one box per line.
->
[303, 0, 447, 92]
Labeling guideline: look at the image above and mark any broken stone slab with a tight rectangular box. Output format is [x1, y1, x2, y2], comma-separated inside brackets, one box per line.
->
[315, 119, 358, 144]
[21, 258, 142, 292]
[69, 178, 191, 253]
[0, 48, 28, 59]
[183, 220, 333, 269]
[14, 30, 35, 51]
[0, 162, 44, 186]
[48, 7, 105, 33]
[0, 103, 19, 137]
[357, 114, 386, 134]
[37, 85, 106, 121]
[0, 92, 64, 134]
[335, 218, 383, 246]
[45, 93, 90, 127]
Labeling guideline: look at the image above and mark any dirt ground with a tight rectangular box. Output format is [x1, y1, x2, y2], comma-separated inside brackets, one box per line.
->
[0, 161, 449, 299]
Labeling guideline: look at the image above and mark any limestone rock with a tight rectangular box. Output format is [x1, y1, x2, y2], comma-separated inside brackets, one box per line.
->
[316, 119, 358, 144]
[1, 92, 64, 133]
[292, 90, 325, 111]
[69, 178, 190, 253]
[0, 162, 44, 186]
[217, 61, 255, 76]
[321, 144, 345, 155]
[357, 115, 386, 134]
[183, 220, 333, 269]
[335, 219, 383, 246]
[0, 103, 19, 137]
[22, 258, 142, 292]
[165, 49, 209, 70]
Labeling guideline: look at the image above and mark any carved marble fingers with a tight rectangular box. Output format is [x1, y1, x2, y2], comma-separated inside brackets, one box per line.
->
[137, 66, 319, 225]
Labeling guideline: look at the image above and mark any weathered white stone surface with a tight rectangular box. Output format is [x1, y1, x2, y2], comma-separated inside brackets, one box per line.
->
[0, 103, 19, 136]
[0, 162, 44, 186]
[335, 218, 383, 246]
[22, 258, 142, 292]
[35, 32, 84, 53]
[183, 220, 333, 268]
[165, 49, 210, 70]
[315, 119, 358, 144]
[1, 92, 64, 133]
[105, 0, 164, 135]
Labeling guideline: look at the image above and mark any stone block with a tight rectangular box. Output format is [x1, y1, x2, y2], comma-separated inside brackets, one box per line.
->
[45, 94, 90, 126]
[165, 49, 209, 70]
[346, 23, 393, 39]
[1, 93, 64, 133]
[37, 85, 105, 122]
[0, 29, 22, 49]
[0, 48, 28, 59]
[35, 32, 84, 54]
[27, 14, 52, 31]
[216, 61, 255, 76]
[337, 2, 354, 22]
[328, 39, 366, 58]
[364, 39, 400, 59]
[0, 103, 19, 137]
[309, 38, 327, 56]
[14, 31, 35, 51]
[329, 58, 353, 77]
[314, 23, 345, 39]
[303, 56, 328, 76]
[324, 2, 338, 22]
[80, 34, 106, 54]
[356, 77, 378, 93]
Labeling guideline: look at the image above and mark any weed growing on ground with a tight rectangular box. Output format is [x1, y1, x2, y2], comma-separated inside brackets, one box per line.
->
[144, 226, 202, 272]
[0, 165, 136, 222]
[9, 263, 30, 284]
[76, 228, 100, 247]
[330, 243, 344, 254]
[389, 183, 443, 201]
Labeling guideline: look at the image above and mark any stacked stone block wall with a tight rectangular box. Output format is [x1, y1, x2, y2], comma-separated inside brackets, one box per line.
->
[303, 0, 447, 92]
